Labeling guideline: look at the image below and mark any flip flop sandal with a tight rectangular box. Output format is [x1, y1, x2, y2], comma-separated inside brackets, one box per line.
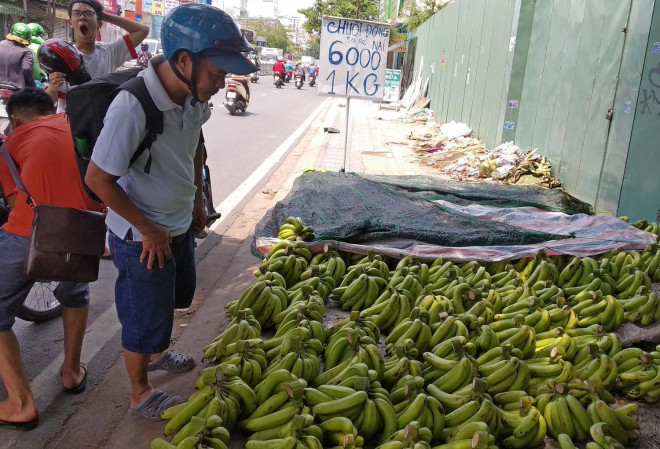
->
[0, 417, 39, 431]
[62, 363, 87, 394]
[131, 389, 184, 421]
[147, 350, 196, 373]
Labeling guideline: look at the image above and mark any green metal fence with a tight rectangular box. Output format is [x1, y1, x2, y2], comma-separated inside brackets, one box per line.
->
[410, 0, 659, 220]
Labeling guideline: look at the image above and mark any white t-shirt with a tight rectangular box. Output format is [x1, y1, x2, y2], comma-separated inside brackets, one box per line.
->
[90, 58, 211, 240]
[56, 36, 135, 112]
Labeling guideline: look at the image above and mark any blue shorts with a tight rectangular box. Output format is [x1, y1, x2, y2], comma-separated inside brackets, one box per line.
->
[0, 229, 89, 332]
[108, 226, 196, 354]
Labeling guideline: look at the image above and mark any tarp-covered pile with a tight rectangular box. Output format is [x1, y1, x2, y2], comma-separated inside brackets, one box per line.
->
[254, 172, 655, 261]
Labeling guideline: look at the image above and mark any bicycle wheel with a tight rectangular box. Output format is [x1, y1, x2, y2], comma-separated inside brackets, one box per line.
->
[17, 281, 62, 323]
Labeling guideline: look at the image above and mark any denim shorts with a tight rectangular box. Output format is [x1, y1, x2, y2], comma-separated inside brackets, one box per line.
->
[108, 226, 196, 354]
[0, 229, 89, 332]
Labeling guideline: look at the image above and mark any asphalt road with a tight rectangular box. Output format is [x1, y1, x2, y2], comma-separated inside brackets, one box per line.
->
[3, 76, 325, 449]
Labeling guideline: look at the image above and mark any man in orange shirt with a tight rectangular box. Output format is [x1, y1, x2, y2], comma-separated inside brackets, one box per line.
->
[0, 88, 100, 430]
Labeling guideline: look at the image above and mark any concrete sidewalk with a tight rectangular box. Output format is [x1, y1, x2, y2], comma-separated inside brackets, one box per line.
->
[41, 97, 435, 449]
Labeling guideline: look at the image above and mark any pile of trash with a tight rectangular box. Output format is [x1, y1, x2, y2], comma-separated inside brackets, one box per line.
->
[413, 121, 562, 188]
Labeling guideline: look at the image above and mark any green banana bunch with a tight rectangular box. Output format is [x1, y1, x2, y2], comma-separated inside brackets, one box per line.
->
[349, 252, 391, 278]
[290, 266, 336, 300]
[426, 377, 490, 415]
[202, 308, 261, 361]
[619, 291, 660, 325]
[310, 245, 347, 285]
[422, 339, 477, 385]
[390, 390, 445, 441]
[253, 369, 298, 405]
[586, 400, 639, 445]
[163, 364, 256, 434]
[271, 292, 325, 329]
[438, 395, 499, 442]
[614, 268, 650, 299]
[152, 415, 230, 449]
[264, 322, 322, 361]
[377, 420, 433, 449]
[277, 216, 315, 241]
[492, 390, 534, 413]
[533, 329, 576, 360]
[575, 351, 617, 389]
[204, 339, 267, 388]
[326, 310, 380, 342]
[430, 430, 494, 449]
[415, 290, 454, 325]
[498, 400, 546, 448]
[469, 324, 500, 353]
[429, 315, 470, 348]
[615, 349, 660, 402]
[262, 333, 322, 382]
[385, 308, 433, 354]
[319, 416, 364, 448]
[566, 325, 622, 358]
[239, 379, 307, 432]
[388, 269, 425, 301]
[323, 327, 384, 377]
[360, 288, 413, 333]
[382, 345, 424, 389]
[332, 271, 386, 311]
[225, 279, 288, 328]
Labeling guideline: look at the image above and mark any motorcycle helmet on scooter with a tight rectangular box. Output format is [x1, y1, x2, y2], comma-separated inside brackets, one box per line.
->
[27, 23, 45, 44]
[38, 39, 91, 86]
[161, 3, 258, 102]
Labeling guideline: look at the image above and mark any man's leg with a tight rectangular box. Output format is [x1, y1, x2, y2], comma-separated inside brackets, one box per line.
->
[0, 229, 38, 423]
[60, 304, 88, 389]
[0, 331, 38, 423]
[124, 350, 152, 406]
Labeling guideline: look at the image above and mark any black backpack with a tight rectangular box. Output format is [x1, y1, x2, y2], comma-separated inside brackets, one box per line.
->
[66, 67, 163, 201]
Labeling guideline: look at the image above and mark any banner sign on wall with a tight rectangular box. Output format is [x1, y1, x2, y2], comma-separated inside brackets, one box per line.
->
[152, 0, 164, 16]
[318, 16, 390, 100]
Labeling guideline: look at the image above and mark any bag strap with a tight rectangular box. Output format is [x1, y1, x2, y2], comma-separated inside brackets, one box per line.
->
[0, 142, 34, 206]
[120, 76, 164, 174]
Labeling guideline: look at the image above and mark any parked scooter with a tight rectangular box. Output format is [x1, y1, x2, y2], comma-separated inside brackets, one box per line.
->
[224, 76, 250, 115]
[295, 74, 303, 89]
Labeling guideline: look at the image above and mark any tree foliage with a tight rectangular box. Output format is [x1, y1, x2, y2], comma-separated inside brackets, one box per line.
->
[238, 18, 291, 52]
[299, 0, 380, 36]
[404, 0, 450, 31]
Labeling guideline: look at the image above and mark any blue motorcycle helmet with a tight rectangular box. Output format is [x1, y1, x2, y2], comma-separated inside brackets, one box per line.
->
[162, 3, 258, 102]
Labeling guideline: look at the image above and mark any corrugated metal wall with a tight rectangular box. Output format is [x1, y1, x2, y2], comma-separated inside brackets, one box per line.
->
[410, 0, 659, 219]
[411, 0, 520, 148]
[513, 0, 632, 208]
[617, 0, 660, 220]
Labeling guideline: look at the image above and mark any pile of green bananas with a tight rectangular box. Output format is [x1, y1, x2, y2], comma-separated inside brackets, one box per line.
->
[202, 308, 261, 361]
[151, 415, 229, 449]
[163, 364, 256, 434]
[277, 216, 315, 241]
[156, 216, 660, 448]
[225, 276, 288, 328]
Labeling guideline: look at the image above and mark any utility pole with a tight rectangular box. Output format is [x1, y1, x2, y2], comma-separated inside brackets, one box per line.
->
[356, 0, 360, 18]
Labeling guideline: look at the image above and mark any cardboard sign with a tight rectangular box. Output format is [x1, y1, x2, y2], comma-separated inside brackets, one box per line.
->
[318, 16, 390, 100]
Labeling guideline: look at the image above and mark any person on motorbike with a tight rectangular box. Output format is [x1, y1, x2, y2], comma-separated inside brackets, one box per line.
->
[84, 3, 257, 421]
[137, 41, 152, 68]
[0, 23, 36, 90]
[26, 24, 47, 85]
[273, 57, 285, 84]
[293, 61, 305, 83]
[0, 88, 102, 430]
[307, 62, 316, 79]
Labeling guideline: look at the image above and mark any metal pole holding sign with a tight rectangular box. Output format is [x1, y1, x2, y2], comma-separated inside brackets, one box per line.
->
[342, 95, 351, 172]
[317, 16, 390, 172]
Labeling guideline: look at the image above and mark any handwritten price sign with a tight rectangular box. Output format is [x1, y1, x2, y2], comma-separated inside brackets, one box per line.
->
[318, 16, 390, 100]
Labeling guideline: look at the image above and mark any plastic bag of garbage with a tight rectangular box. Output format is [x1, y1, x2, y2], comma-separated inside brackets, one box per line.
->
[439, 121, 472, 140]
[479, 160, 498, 177]
[492, 142, 522, 157]
[492, 165, 515, 180]
[496, 154, 520, 167]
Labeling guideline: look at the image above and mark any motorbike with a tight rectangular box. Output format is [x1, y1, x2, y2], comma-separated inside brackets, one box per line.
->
[250, 70, 259, 83]
[224, 76, 250, 116]
[308, 73, 316, 87]
[295, 74, 303, 89]
[273, 72, 284, 88]
[285, 71, 291, 83]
